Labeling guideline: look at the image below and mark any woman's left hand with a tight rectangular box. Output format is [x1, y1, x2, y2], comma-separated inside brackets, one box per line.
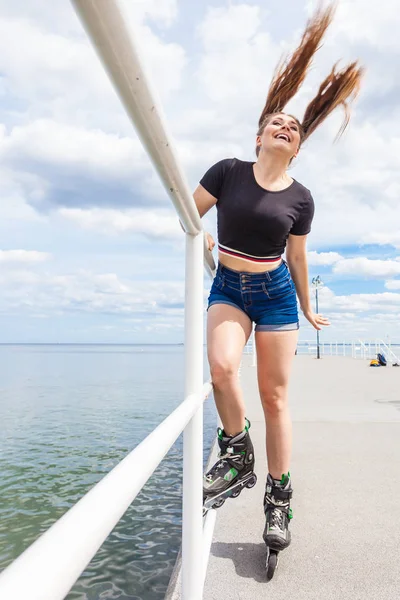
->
[302, 309, 331, 331]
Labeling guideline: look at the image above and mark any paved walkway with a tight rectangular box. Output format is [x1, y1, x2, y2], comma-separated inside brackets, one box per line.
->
[167, 355, 400, 599]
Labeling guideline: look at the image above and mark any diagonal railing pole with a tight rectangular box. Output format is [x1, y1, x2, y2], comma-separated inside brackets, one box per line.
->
[70, 2, 216, 597]
[71, 0, 215, 278]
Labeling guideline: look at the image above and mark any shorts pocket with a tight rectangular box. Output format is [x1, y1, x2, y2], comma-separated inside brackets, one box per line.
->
[262, 276, 295, 300]
[213, 273, 225, 291]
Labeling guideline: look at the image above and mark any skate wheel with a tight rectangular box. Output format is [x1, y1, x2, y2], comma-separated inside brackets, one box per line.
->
[266, 550, 278, 582]
[212, 497, 225, 509]
[230, 489, 241, 498]
[246, 474, 257, 489]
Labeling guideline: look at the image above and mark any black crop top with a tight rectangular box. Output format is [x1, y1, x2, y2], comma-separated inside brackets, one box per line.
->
[200, 158, 315, 263]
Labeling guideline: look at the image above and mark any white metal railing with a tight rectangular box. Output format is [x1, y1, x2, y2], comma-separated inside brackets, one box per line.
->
[244, 336, 400, 362]
[249, 339, 399, 362]
[354, 339, 399, 364]
[244, 335, 356, 359]
[0, 384, 212, 600]
[0, 2, 216, 599]
[376, 340, 399, 364]
[71, 0, 215, 279]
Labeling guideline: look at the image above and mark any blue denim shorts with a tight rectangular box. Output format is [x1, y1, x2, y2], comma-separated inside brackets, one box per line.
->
[207, 260, 299, 332]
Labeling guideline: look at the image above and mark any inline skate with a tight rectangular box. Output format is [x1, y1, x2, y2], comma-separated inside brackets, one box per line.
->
[263, 472, 293, 581]
[203, 418, 257, 515]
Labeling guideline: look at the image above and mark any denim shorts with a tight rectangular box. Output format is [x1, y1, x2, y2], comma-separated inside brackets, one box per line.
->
[207, 260, 299, 332]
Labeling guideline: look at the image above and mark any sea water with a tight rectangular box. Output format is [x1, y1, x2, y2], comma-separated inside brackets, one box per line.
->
[0, 344, 217, 599]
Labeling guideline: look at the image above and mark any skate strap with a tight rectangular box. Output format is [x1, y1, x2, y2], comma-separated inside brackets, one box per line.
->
[264, 492, 293, 520]
[266, 476, 292, 499]
[218, 446, 243, 460]
[264, 486, 292, 504]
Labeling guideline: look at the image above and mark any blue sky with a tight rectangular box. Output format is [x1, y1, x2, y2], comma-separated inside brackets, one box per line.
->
[0, 0, 400, 344]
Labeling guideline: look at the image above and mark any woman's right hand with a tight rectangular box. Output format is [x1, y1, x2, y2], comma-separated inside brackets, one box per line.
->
[205, 232, 216, 251]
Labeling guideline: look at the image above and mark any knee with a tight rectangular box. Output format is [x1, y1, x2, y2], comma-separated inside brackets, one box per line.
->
[210, 360, 238, 389]
[260, 387, 287, 418]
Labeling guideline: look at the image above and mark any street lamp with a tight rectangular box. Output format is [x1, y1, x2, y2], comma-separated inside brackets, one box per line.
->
[311, 276, 323, 359]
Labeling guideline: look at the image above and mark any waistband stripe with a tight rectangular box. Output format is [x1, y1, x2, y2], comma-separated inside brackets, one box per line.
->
[218, 244, 281, 263]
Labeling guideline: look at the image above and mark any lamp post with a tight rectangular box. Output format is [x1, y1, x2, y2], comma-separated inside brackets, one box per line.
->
[311, 276, 323, 359]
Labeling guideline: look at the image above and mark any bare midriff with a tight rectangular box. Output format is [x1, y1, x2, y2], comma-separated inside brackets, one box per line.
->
[218, 251, 282, 273]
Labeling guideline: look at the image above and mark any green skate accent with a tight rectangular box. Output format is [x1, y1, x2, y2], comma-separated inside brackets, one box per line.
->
[289, 508, 293, 520]
[218, 418, 250, 439]
[224, 467, 238, 482]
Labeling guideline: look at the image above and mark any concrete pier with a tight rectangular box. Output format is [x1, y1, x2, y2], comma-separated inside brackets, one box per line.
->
[169, 355, 400, 600]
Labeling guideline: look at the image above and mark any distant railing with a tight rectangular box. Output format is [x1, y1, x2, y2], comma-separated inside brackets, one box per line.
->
[0, 1, 216, 599]
[244, 334, 357, 359]
[297, 340, 355, 357]
[244, 335, 399, 363]
[353, 339, 399, 364]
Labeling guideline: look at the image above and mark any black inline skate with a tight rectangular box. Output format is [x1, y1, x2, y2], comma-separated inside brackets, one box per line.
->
[263, 472, 293, 581]
[203, 418, 257, 515]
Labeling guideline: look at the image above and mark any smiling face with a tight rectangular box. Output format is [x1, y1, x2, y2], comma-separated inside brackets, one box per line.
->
[256, 113, 303, 161]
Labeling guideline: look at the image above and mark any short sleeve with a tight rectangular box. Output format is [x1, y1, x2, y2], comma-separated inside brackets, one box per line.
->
[290, 191, 315, 236]
[199, 158, 233, 200]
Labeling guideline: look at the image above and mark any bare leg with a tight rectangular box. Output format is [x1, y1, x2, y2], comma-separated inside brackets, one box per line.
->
[255, 330, 298, 479]
[207, 304, 252, 436]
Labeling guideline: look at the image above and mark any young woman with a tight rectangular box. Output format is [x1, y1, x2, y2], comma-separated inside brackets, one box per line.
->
[195, 3, 364, 567]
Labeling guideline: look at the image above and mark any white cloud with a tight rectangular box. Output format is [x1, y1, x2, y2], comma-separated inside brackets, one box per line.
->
[0, 2, 185, 129]
[0, 0, 179, 31]
[362, 231, 400, 250]
[385, 280, 400, 291]
[121, 0, 178, 29]
[293, 119, 400, 249]
[314, 285, 400, 314]
[196, 4, 279, 114]
[307, 251, 343, 266]
[331, 0, 400, 50]
[0, 166, 47, 220]
[2, 0, 400, 342]
[0, 16, 108, 103]
[1, 119, 146, 181]
[0, 250, 51, 264]
[3, 0, 398, 245]
[199, 4, 261, 48]
[59, 207, 180, 239]
[0, 267, 185, 317]
[302, 283, 400, 340]
[332, 257, 400, 279]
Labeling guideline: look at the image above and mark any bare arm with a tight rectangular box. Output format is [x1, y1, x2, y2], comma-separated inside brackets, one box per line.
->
[179, 184, 217, 228]
[286, 234, 330, 330]
[193, 184, 217, 249]
[193, 184, 218, 217]
[286, 233, 311, 313]
[179, 184, 217, 250]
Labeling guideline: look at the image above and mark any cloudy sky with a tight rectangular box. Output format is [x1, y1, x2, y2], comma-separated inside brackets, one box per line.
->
[1, 0, 399, 344]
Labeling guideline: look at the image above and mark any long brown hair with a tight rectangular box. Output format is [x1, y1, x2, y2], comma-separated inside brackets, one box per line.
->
[256, 2, 364, 156]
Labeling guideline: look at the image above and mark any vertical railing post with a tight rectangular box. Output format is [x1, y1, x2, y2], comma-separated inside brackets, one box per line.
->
[182, 232, 204, 600]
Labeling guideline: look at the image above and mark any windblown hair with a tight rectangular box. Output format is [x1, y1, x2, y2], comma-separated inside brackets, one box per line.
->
[256, 2, 364, 156]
